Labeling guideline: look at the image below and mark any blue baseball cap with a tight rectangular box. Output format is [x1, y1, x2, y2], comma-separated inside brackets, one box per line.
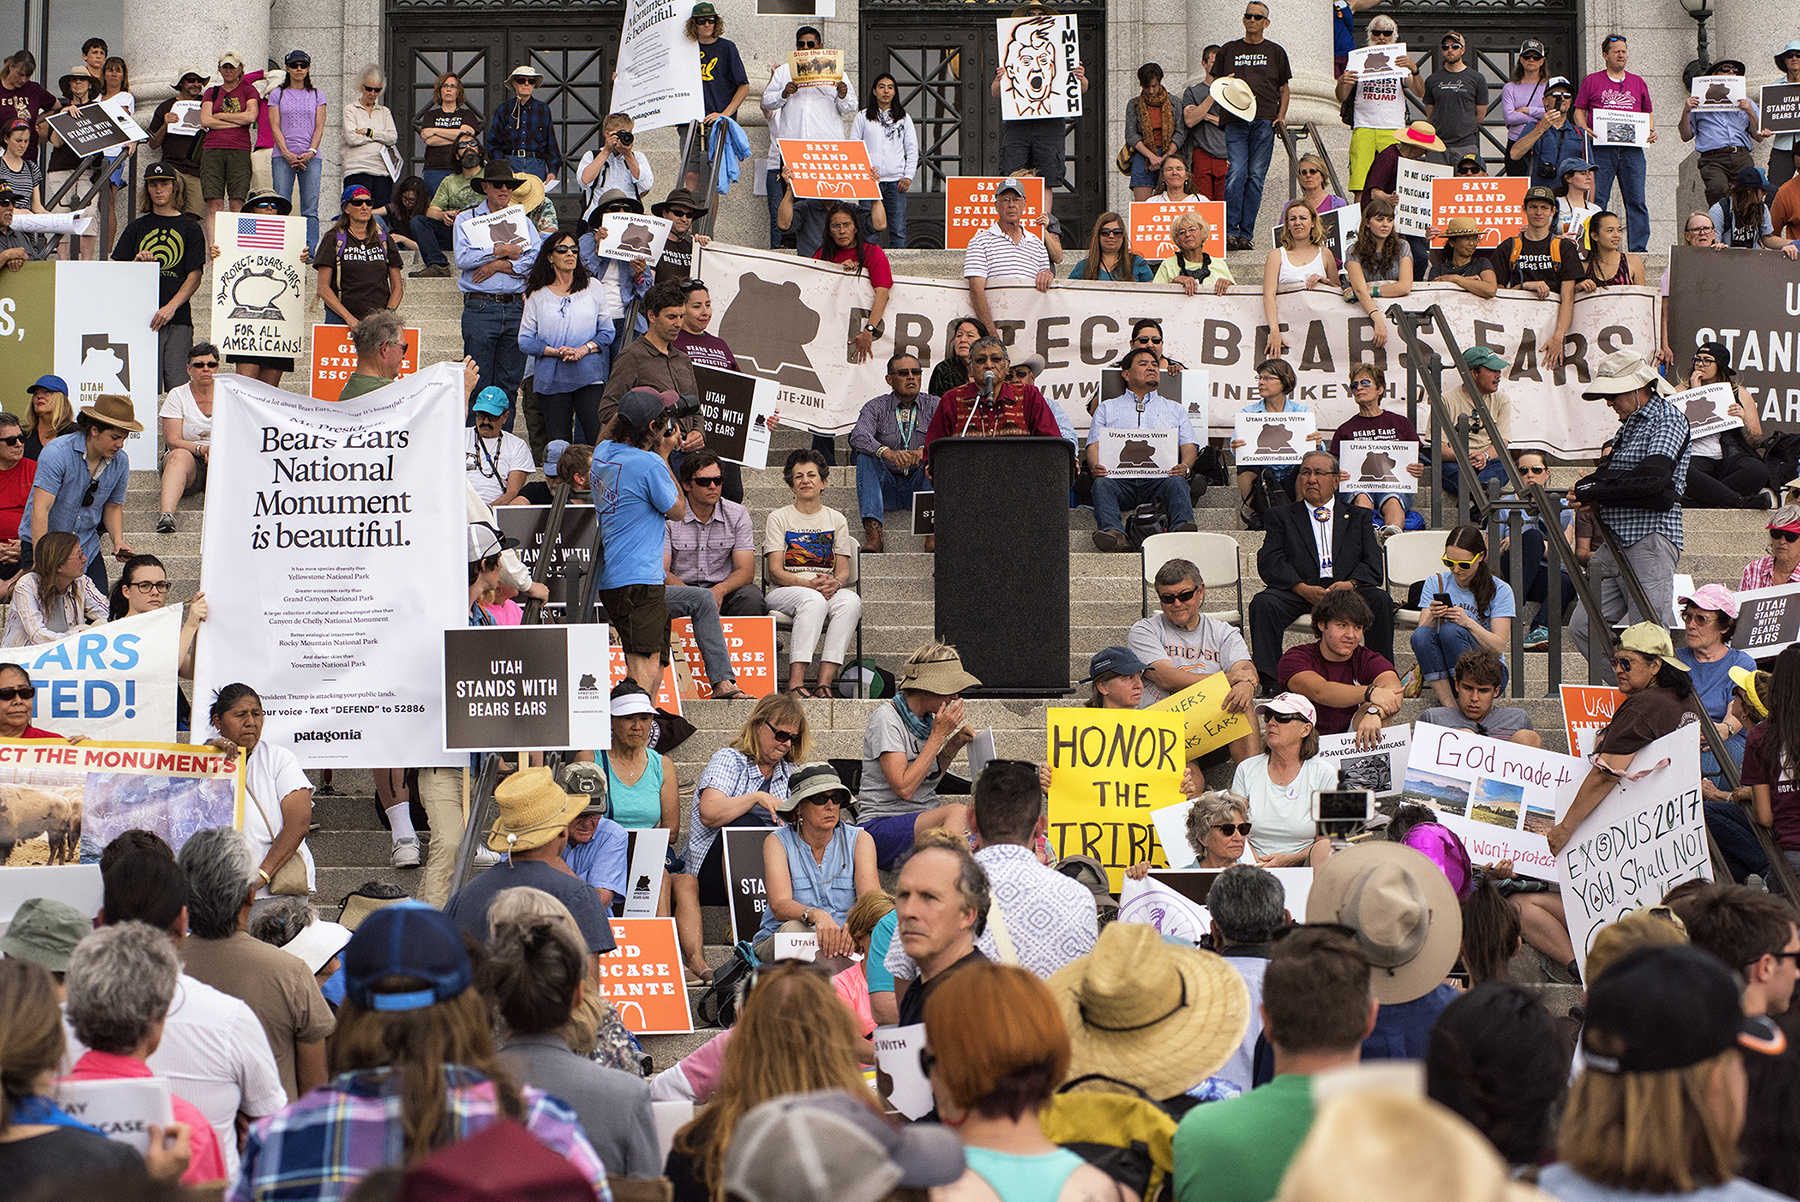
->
[1081, 646, 1149, 682]
[471, 386, 513, 415]
[544, 439, 570, 476]
[1557, 157, 1596, 177]
[27, 375, 68, 396]
[342, 902, 472, 1012]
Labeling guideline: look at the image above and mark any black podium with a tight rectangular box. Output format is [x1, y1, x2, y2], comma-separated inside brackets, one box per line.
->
[931, 437, 1074, 697]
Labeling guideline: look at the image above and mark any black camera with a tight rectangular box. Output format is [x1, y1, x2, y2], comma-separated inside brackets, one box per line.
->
[667, 393, 703, 421]
[614, 130, 634, 146]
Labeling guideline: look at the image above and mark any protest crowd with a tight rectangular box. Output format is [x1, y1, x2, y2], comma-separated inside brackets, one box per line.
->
[9, 5, 1800, 1202]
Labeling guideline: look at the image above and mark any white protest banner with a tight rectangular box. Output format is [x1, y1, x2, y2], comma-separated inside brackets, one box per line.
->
[1095, 428, 1175, 477]
[1317, 725, 1410, 796]
[694, 363, 778, 468]
[592, 211, 673, 266]
[1558, 725, 1710, 971]
[996, 13, 1082, 120]
[1395, 159, 1450, 239]
[10, 211, 95, 237]
[47, 261, 162, 450]
[1119, 868, 1313, 939]
[442, 625, 611, 753]
[620, 827, 670, 918]
[1560, 684, 1626, 759]
[195, 367, 466, 768]
[1691, 74, 1747, 112]
[1402, 721, 1584, 879]
[168, 99, 203, 136]
[10, 607, 182, 742]
[458, 204, 531, 256]
[54, 1078, 173, 1154]
[875, 1024, 933, 1119]
[211, 212, 308, 360]
[1671, 382, 1741, 440]
[1731, 583, 1800, 659]
[693, 242, 1655, 453]
[0, 739, 243, 865]
[1763, 84, 1800, 136]
[1594, 110, 1650, 148]
[1340, 439, 1419, 494]
[1234, 411, 1316, 465]
[1345, 44, 1407, 77]
[609, 0, 704, 132]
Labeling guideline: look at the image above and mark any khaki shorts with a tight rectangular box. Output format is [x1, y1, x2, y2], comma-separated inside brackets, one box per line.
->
[199, 148, 252, 202]
[174, 170, 206, 218]
[599, 584, 670, 657]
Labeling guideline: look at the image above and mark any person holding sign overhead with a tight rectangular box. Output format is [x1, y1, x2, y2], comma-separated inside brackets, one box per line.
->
[1679, 55, 1765, 208]
[1086, 346, 1198, 552]
[1230, 693, 1334, 867]
[757, 763, 878, 957]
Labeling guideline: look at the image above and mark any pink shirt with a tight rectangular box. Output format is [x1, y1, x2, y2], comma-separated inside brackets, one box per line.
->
[834, 960, 876, 1036]
[1574, 69, 1652, 116]
[65, 1049, 229, 1186]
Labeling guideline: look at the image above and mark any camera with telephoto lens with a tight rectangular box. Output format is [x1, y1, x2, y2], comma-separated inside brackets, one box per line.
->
[666, 393, 703, 421]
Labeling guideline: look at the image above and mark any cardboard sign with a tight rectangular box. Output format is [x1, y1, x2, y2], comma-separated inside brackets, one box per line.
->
[722, 826, 772, 943]
[1129, 200, 1226, 261]
[1234, 410, 1317, 466]
[1339, 439, 1419, 494]
[1095, 428, 1176, 477]
[1691, 74, 1747, 112]
[310, 324, 419, 402]
[1594, 110, 1650, 148]
[693, 363, 778, 468]
[772, 930, 819, 960]
[1394, 159, 1450, 239]
[596, 917, 693, 1034]
[874, 1024, 933, 1119]
[618, 828, 670, 918]
[53, 1077, 173, 1154]
[592, 211, 673, 266]
[788, 49, 844, 84]
[380, 143, 404, 180]
[1118, 868, 1312, 940]
[911, 490, 935, 535]
[776, 139, 880, 201]
[945, 176, 1045, 250]
[1402, 721, 1583, 879]
[442, 625, 612, 753]
[493, 504, 599, 610]
[672, 615, 778, 699]
[1344, 43, 1408, 78]
[1560, 684, 1626, 759]
[1430, 177, 1527, 248]
[996, 13, 1083, 120]
[1316, 726, 1411, 796]
[1732, 583, 1800, 660]
[1045, 707, 1186, 891]
[459, 203, 531, 255]
[44, 100, 146, 157]
[1762, 83, 1800, 135]
[1672, 382, 1742, 440]
[211, 212, 308, 359]
[1558, 725, 1710, 972]
[604, 647, 683, 714]
[0, 864, 102, 930]
[1145, 672, 1255, 760]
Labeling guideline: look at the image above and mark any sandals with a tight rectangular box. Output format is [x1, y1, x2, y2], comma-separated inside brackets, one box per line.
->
[709, 682, 752, 701]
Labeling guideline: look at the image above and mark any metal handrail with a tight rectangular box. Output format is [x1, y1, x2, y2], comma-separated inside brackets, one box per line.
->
[1278, 122, 1348, 207]
[520, 477, 571, 626]
[447, 751, 502, 897]
[34, 148, 133, 257]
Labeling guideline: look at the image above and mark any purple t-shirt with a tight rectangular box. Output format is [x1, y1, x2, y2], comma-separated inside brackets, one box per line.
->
[1276, 643, 1397, 735]
[268, 84, 327, 155]
[672, 330, 739, 373]
[1574, 70, 1651, 117]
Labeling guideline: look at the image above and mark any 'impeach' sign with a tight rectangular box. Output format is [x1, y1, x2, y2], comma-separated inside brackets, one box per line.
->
[1045, 707, 1184, 891]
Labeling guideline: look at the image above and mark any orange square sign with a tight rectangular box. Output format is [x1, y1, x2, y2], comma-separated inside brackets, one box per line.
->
[606, 645, 683, 715]
[1129, 200, 1225, 261]
[673, 615, 777, 699]
[1430, 177, 1527, 248]
[310, 324, 419, 401]
[596, 917, 693, 1034]
[777, 139, 880, 201]
[945, 176, 1045, 250]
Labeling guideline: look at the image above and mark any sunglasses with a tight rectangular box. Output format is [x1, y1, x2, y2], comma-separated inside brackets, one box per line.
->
[362, 84, 381, 92]
[765, 722, 800, 744]
[1242, 11, 1267, 18]
[550, 243, 579, 254]
[1214, 822, 1253, 836]
[346, 197, 372, 206]
[1442, 554, 1483, 569]
[0, 686, 34, 701]
[1263, 712, 1308, 724]
[1441, 41, 1463, 49]
[1352, 378, 1379, 390]
[1520, 464, 1548, 474]
[1610, 656, 1645, 673]
[691, 474, 724, 487]
[891, 367, 922, 377]
[1370, 29, 1396, 37]
[1520, 50, 1544, 58]
[0, 436, 19, 447]
[1158, 586, 1198, 605]
[1100, 227, 1124, 236]
[81, 476, 102, 507]
[1010, 367, 1033, 378]
[1299, 168, 1321, 175]
[667, 209, 698, 219]
[1773, 529, 1800, 543]
[1135, 336, 1163, 345]
[798, 40, 820, 48]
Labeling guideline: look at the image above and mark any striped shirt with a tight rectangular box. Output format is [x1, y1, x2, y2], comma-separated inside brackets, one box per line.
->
[963, 223, 1051, 281]
[685, 748, 789, 867]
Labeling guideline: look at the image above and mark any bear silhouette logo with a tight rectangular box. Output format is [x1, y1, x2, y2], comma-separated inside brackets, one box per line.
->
[78, 336, 130, 394]
[753, 413, 767, 429]
[578, 673, 598, 692]
[1362, 51, 1391, 72]
[1705, 81, 1732, 102]
[1358, 451, 1399, 483]
[719, 273, 824, 391]
[488, 219, 524, 251]
[1116, 438, 1160, 468]
[1685, 395, 1719, 425]
[1257, 423, 1296, 452]
[616, 222, 655, 253]
[635, 874, 651, 893]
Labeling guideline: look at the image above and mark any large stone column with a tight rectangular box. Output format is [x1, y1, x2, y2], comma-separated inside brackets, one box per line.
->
[125, 0, 268, 100]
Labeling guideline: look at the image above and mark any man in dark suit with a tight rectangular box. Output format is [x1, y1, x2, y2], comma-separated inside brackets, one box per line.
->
[1248, 449, 1396, 692]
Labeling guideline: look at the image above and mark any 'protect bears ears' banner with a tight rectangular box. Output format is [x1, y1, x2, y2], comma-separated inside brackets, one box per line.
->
[9, 607, 183, 743]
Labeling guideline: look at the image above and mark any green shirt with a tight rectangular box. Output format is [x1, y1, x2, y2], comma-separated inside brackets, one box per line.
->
[337, 373, 391, 400]
[1173, 1074, 1315, 1202]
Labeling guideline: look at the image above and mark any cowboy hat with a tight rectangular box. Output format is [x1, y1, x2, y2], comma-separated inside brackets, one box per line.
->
[474, 158, 526, 191]
[79, 394, 144, 433]
[1580, 351, 1658, 399]
[1209, 77, 1256, 123]
[898, 645, 981, 696]
[487, 766, 589, 853]
[591, 187, 645, 215]
[243, 187, 294, 215]
[1047, 922, 1251, 1101]
[1396, 121, 1446, 153]
[652, 187, 710, 218]
[1307, 841, 1461, 1004]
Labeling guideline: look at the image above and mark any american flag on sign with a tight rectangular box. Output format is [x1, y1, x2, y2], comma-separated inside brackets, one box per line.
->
[235, 216, 286, 250]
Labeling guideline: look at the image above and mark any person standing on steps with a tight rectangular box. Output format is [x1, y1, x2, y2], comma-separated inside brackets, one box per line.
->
[684, 3, 750, 192]
[454, 159, 542, 414]
[848, 353, 937, 555]
[1212, 2, 1292, 251]
[1423, 30, 1488, 169]
[112, 163, 205, 394]
[1574, 34, 1655, 253]
[486, 66, 561, 185]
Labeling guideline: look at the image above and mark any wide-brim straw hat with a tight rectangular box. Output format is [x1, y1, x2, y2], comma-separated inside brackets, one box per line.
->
[1307, 842, 1461, 1004]
[898, 646, 981, 695]
[80, 394, 144, 433]
[487, 766, 589, 853]
[1047, 922, 1251, 1101]
[1441, 215, 1492, 239]
[1397, 121, 1446, 152]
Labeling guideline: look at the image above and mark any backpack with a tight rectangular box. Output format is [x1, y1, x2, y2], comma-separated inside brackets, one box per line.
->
[694, 940, 759, 1028]
[1040, 1076, 1180, 1202]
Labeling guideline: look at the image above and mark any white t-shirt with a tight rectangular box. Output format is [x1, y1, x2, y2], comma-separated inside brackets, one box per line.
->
[1232, 754, 1339, 856]
[764, 504, 855, 579]
[159, 384, 213, 447]
[242, 740, 317, 894]
[1126, 612, 1251, 706]
[465, 428, 534, 506]
[1353, 70, 1407, 131]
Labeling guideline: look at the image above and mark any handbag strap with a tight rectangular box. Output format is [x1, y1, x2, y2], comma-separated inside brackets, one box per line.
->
[986, 893, 1021, 967]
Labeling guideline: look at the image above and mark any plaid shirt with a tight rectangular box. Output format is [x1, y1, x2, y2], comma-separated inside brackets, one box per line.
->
[685, 748, 790, 868]
[227, 1066, 609, 1202]
[1597, 394, 1690, 551]
[1741, 556, 1800, 591]
[486, 97, 563, 176]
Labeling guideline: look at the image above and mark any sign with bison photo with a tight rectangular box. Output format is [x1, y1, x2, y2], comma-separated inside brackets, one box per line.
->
[1339, 439, 1418, 494]
[591, 211, 673, 266]
[1233, 410, 1316, 467]
[1094, 429, 1176, 477]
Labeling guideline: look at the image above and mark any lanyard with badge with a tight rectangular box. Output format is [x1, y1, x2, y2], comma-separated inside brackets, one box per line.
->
[474, 432, 503, 481]
[896, 401, 919, 449]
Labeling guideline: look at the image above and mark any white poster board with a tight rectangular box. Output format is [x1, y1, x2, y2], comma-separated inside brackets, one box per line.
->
[1395, 159, 1450, 239]
[1340, 439, 1419, 495]
[1117, 868, 1313, 940]
[1344, 44, 1408, 78]
[53, 1078, 173, 1154]
[592, 211, 673, 266]
[1095, 428, 1176, 478]
[52, 261, 162, 450]
[1690, 74, 1748, 113]
[610, 0, 706, 131]
[7, 607, 183, 742]
[168, 100, 202, 136]
[621, 827, 670, 918]
[1594, 110, 1650, 148]
[1671, 382, 1741, 439]
[1401, 721, 1583, 879]
[458, 203, 531, 255]
[996, 14, 1082, 120]
[874, 1023, 933, 1119]
[1234, 411, 1316, 466]
[210, 211, 308, 360]
[1316, 725, 1411, 796]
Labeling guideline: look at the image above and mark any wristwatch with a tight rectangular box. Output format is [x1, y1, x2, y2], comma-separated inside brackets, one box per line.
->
[864, 319, 885, 338]
[1365, 705, 1383, 717]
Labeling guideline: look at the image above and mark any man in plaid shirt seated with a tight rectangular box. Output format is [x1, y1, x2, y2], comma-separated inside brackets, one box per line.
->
[1568, 351, 1693, 685]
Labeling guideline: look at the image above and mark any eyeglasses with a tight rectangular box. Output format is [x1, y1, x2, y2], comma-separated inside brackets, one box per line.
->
[128, 580, 172, 593]
[1298, 468, 1336, 478]
[1442, 554, 1483, 569]
[1099, 227, 1124, 237]
[890, 367, 922, 377]
[1158, 587, 1199, 605]
[691, 474, 724, 487]
[1264, 712, 1308, 724]
[1681, 609, 1718, 625]
[765, 722, 800, 744]
[1686, 224, 1715, 234]
[1772, 529, 1800, 544]
[1009, 367, 1033, 379]
[1520, 464, 1548, 475]
[1213, 822, 1253, 836]
[1692, 353, 1716, 364]
[1299, 168, 1321, 176]
[0, 686, 34, 701]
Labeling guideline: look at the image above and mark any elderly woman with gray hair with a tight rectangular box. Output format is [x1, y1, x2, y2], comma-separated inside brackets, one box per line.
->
[1126, 788, 1254, 877]
[61, 922, 227, 1185]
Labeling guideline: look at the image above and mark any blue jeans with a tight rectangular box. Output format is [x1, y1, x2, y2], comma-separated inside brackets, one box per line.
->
[862, 181, 907, 248]
[1706, 798, 1770, 881]
[1223, 120, 1275, 240]
[411, 213, 453, 266]
[766, 166, 785, 249]
[1438, 457, 1507, 504]
[855, 452, 930, 522]
[1592, 145, 1649, 252]
[461, 294, 527, 409]
[510, 156, 549, 182]
[1701, 728, 1746, 790]
[1412, 621, 1508, 686]
[1092, 475, 1194, 535]
[665, 585, 738, 686]
[422, 168, 453, 202]
[270, 153, 323, 249]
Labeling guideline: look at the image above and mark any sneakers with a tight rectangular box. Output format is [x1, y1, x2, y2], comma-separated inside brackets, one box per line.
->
[409, 263, 451, 278]
[155, 512, 176, 534]
[474, 845, 505, 868]
[1750, 488, 1779, 510]
[1171, 521, 1198, 533]
[1092, 529, 1130, 552]
[1525, 625, 1551, 650]
[390, 836, 421, 869]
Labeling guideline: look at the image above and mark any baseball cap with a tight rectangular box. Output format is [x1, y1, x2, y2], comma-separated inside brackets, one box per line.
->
[1081, 646, 1149, 682]
[1558, 157, 1596, 176]
[284, 50, 311, 68]
[28, 374, 68, 396]
[1462, 345, 1508, 372]
[618, 387, 673, 430]
[1522, 186, 1557, 205]
[544, 439, 570, 477]
[218, 50, 245, 69]
[994, 178, 1027, 200]
[1256, 692, 1317, 723]
[1582, 943, 1774, 1073]
[1679, 583, 1739, 621]
[281, 919, 354, 974]
[342, 902, 473, 1012]
[1519, 38, 1546, 56]
[723, 1090, 965, 1202]
[0, 897, 92, 973]
[1545, 75, 1575, 93]
[143, 162, 178, 183]
[468, 520, 519, 563]
[1617, 621, 1688, 673]
[0, 182, 16, 205]
[692, 1, 719, 14]
[341, 184, 373, 204]
[471, 386, 513, 416]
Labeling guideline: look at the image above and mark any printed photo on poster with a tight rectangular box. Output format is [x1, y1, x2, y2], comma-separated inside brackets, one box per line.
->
[1316, 726, 1410, 796]
[1402, 721, 1583, 879]
[995, 14, 1082, 120]
[1339, 439, 1419, 494]
[1596, 111, 1650, 147]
